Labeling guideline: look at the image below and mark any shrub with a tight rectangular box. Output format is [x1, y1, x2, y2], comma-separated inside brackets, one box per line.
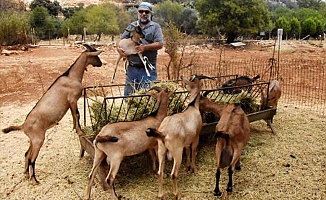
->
[0, 11, 30, 46]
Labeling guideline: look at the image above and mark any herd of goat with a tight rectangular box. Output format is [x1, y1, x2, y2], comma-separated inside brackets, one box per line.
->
[2, 44, 281, 199]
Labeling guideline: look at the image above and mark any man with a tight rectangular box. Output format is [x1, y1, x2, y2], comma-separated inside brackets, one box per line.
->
[116, 2, 164, 96]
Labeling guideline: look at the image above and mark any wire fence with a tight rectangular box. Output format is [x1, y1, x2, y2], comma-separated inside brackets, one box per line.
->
[158, 58, 326, 116]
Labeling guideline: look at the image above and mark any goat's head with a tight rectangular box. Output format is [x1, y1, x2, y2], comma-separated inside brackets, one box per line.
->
[83, 43, 102, 68]
[127, 24, 144, 42]
[148, 86, 173, 99]
[183, 74, 213, 104]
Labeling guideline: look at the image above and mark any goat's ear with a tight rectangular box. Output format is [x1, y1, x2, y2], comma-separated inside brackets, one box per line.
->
[87, 50, 102, 56]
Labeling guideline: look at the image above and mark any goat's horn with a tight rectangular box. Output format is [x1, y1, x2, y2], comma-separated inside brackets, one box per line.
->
[202, 90, 212, 97]
[189, 74, 213, 81]
[83, 43, 96, 52]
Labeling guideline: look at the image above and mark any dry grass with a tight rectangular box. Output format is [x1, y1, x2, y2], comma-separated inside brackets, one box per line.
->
[1, 101, 325, 200]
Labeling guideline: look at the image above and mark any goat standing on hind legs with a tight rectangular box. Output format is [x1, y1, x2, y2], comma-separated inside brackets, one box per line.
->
[199, 92, 250, 197]
[2, 44, 102, 184]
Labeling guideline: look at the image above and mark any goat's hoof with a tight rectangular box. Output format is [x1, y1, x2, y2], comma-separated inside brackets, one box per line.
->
[187, 166, 195, 174]
[214, 191, 222, 197]
[226, 187, 233, 192]
[235, 166, 241, 171]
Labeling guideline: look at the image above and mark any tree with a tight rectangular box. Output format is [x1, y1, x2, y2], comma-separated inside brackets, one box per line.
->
[275, 16, 291, 39]
[154, 1, 198, 34]
[85, 3, 119, 41]
[61, 9, 87, 37]
[290, 17, 301, 39]
[30, 0, 61, 17]
[29, 6, 56, 40]
[301, 17, 317, 36]
[154, 1, 183, 28]
[0, 11, 30, 45]
[196, 0, 270, 43]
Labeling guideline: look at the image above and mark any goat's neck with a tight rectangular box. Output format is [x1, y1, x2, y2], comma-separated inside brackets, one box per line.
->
[205, 101, 226, 117]
[131, 36, 142, 45]
[69, 55, 87, 82]
[156, 96, 169, 121]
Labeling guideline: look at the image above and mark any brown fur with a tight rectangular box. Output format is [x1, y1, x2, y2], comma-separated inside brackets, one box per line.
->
[85, 87, 173, 200]
[199, 96, 250, 197]
[261, 80, 282, 134]
[2, 44, 102, 184]
[146, 76, 204, 199]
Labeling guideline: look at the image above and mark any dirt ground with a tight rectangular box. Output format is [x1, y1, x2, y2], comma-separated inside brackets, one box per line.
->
[0, 41, 325, 200]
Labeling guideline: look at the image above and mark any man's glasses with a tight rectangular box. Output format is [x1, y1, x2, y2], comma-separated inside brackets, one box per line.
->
[138, 10, 150, 14]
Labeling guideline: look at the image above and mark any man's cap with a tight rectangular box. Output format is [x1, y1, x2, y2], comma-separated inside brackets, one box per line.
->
[138, 2, 153, 12]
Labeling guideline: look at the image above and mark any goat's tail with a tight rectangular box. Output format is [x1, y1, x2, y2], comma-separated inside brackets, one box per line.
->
[95, 135, 119, 145]
[146, 128, 165, 140]
[215, 131, 230, 145]
[2, 125, 22, 133]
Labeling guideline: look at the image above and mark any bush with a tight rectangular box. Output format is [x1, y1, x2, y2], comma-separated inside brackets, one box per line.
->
[0, 11, 30, 46]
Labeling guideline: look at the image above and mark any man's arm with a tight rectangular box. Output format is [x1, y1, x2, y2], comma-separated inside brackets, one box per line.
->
[135, 42, 163, 53]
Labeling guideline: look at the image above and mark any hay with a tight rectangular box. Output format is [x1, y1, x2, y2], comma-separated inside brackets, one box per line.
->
[83, 83, 262, 137]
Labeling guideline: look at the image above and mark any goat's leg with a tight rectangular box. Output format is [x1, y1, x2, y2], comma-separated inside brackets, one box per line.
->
[235, 159, 241, 171]
[214, 145, 223, 196]
[265, 118, 276, 134]
[105, 157, 123, 200]
[138, 54, 151, 77]
[148, 148, 157, 172]
[112, 55, 122, 83]
[157, 141, 167, 199]
[214, 169, 222, 197]
[24, 145, 32, 179]
[70, 106, 84, 136]
[85, 149, 106, 200]
[28, 135, 45, 184]
[189, 138, 200, 173]
[171, 148, 183, 200]
[185, 146, 191, 172]
[227, 151, 241, 193]
[226, 166, 234, 192]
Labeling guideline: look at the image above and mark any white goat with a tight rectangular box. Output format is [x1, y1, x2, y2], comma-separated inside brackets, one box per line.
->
[2, 44, 102, 184]
[111, 23, 154, 83]
[85, 87, 173, 200]
[146, 74, 211, 199]
[261, 80, 282, 134]
[199, 92, 250, 197]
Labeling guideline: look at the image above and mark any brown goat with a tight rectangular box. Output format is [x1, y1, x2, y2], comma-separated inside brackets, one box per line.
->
[112, 24, 154, 83]
[261, 80, 282, 134]
[199, 93, 250, 197]
[85, 87, 173, 200]
[2, 44, 102, 184]
[146, 75, 211, 199]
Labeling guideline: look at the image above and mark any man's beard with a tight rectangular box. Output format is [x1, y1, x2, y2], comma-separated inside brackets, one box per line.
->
[139, 17, 151, 24]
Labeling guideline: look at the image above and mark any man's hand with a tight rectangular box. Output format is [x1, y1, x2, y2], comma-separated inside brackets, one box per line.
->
[135, 44, 146, 54]
[117, 46, 128, 57]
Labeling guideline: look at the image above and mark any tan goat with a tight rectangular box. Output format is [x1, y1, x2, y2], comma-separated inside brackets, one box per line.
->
[85, 87, 173, 200]
[2, 44, 102, 184]
[111, 23, 154, 83]
[199, 93, 250, 197]
[146, 75, 211, 199]
[261, 80, 282, 134]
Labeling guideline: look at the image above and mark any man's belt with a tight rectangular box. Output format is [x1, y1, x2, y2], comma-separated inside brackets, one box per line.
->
[129, 62, 144, 68]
